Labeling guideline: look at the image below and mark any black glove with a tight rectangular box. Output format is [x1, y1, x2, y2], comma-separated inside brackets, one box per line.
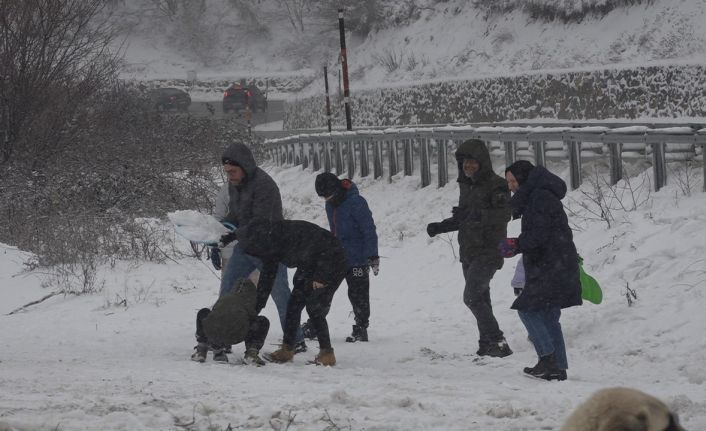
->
[209, 246, 222, 270]
[426, 222, 442, 238]
[368, 256, 380, 276]
[219, 231, 237, 248]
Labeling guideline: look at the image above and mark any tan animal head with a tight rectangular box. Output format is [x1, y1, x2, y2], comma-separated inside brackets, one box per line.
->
[561, 387, 685, 431]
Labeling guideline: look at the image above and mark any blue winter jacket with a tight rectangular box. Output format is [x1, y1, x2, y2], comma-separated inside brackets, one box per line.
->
[324, 180, 378, 268]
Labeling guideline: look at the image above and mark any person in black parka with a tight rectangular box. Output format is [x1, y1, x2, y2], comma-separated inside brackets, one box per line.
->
[499, 160, 582, 381]
[426, 139, 513, 358]
[225, 218, 348, 366]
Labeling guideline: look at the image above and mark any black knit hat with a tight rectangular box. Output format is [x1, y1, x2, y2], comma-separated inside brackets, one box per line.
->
[315, 172, 341, 197]
[506, 160, 535, 186]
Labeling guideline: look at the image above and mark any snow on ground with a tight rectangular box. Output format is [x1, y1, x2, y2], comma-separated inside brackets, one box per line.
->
[1, 160, 705, 430]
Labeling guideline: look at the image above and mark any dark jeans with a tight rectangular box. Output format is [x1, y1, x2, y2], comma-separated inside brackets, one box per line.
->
[346, 265, 370, 328]
[196, 308, 269, 351]
[462, 261, 504, 344]
[283, 269, 344, 350]
[518, 308, 568, 369]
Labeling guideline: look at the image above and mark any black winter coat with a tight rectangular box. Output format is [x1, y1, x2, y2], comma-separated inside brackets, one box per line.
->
[235, 219, 348, 311]
[511, 166, 582, 310]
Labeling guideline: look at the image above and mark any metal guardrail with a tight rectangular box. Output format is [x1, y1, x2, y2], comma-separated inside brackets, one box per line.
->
[263, 124, 706, 192]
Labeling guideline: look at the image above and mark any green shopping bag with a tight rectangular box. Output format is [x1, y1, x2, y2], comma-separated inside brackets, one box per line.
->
[579, 256, 602, 304]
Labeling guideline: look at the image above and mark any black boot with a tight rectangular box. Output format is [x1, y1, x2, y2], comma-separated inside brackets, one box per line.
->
[523, 353, 566, 381]
[301, 320, 318, 340]
[480, 338, 513, 358]
[345, 325, 368, 342]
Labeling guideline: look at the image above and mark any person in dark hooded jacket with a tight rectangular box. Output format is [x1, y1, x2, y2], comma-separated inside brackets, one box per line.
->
[215, 142, 305, 352]
[301, 173, 379, 343]
[426, 139, 513, 358]
[225, 218, 348, 366]
[190, 278, 269, 366]
[499, 160, 582, 381]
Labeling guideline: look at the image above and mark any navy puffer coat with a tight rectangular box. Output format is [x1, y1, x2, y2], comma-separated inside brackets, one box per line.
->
[511, 166, 582, 310]
[324, 180, 378, 268]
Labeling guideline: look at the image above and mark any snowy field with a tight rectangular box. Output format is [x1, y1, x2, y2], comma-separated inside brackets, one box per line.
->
[1, 160, 705, 430]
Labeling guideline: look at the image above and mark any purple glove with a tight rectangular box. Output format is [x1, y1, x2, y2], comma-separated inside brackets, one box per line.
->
[498, 238, 519, 258]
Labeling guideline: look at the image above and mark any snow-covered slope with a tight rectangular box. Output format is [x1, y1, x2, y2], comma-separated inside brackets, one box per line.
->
[118, 0, 706, 93]
[1, 161, 704, 430]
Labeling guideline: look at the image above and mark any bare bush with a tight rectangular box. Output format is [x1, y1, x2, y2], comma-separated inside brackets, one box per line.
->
[567, 164, 651, 229]
[372, 48, 403, 72]
[0, 0, 122, 167]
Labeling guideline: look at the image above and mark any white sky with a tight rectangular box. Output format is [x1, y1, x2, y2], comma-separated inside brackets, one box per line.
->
[1, 156, 705, 430]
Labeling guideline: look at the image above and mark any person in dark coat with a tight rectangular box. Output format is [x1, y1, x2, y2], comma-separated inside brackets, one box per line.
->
[499, 160, 582, 381]
[225, 218, 348, 366]
[302, 173, 379, 343]
[216, 142, 305, 352]
[426, 139, 513, 357]
[191, 278, 269, 366]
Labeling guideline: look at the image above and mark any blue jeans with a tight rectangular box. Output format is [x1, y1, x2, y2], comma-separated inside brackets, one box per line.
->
[220, 243, 304, 343]
[517, 308, 568, 370]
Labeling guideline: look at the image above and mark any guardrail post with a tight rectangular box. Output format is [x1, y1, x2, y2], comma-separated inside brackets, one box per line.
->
[504, 141, 516, 167]
[437, 138, 448, 188]
[347, 140, 356, 178]
[652, 142, 667, 191]
[532, 140, 546, 167]
[360, 139, 370, 177]
[373, 140, 383, 179]
[608, 142, 623, 185]
[335, 141, 343, 175]
[421, 137, 431, 187]
[388, 140, 399, 181]
[567, 140, 582, 190]
[404, 138, 414, 176]
[300, 142, 307, 169]
[323, 141, 331, 172]
[288, 143, 294, 165]
[312, 142, 320, 171]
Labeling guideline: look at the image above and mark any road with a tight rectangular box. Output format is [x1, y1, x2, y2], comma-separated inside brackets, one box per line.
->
[187, 99, 285, 126]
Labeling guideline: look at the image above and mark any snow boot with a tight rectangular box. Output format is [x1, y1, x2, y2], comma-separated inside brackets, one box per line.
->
[242, 348, 266, 367]
[301, 320, 318, 340]
[345, 325, 368, 343]
[267, 345, 295, 363]
[523, 353, 567, 381]
[482, 338, 513, 358]
[313, 348, 336, 366]
[212, 348, 229, 363]
[191, 343, 208, 363]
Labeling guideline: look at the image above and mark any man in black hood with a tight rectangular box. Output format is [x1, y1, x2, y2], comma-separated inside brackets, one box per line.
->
[215, 142, 305, 352]
[426, 139, 513, 358]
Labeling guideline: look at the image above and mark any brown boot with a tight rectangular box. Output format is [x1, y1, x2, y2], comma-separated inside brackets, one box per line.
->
[314, 348, 336, 366]
[267, 345, 295, 363]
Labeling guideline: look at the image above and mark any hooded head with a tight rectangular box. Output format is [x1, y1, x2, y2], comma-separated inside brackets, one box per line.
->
[505, 160, 535, 192]
[315, 172, 342, 198]
[235, 218, 281, 258]
[315, 172, 350, 207]
[455, 139, 493, 183]
[221, 142, 258, 186]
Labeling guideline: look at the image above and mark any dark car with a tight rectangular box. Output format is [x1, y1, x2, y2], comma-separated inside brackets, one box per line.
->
[149, 87, 191, 112]
[222, 84, 268, 113]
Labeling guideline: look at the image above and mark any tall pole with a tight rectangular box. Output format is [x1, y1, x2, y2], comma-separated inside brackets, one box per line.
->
[323, 66, 332, 132]
[338, 8, 352, 131]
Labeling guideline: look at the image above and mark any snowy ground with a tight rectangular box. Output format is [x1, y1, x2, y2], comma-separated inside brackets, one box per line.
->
[1, 160, 705, 430]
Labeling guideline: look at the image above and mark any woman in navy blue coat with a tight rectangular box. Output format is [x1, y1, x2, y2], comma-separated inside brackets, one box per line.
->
[500, 160, 582, 381]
